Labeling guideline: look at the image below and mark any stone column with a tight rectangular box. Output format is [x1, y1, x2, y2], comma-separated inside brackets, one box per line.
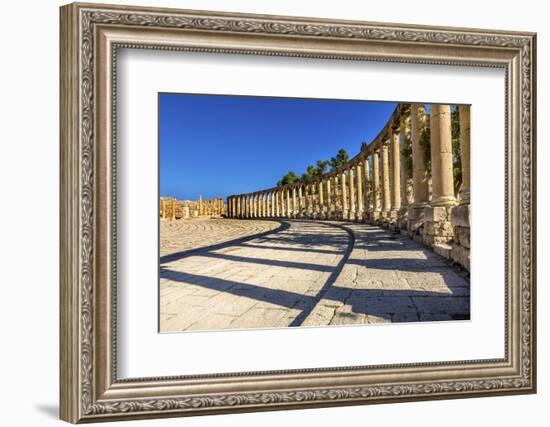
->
[258, 195, 261, 218]
[261, 193, 265, 217]
[326, 177, 332, 219]
[390, 128, 401, 221]
[295, 184, 302, 218]
[458, 105, 470, 205]
[424, 104, 456, 248]
[291, 186, 297, 218]
[399, 112, 411, 215]
[372, 150, 381, 218]
[256, 193, 264, 218]
[363, 157, 371, 219]
[340, 170, 348, 220]
[430, 104, 455, 207]
[161, 199, 166, 219]
[285, 188, 292, 218]
[349, 166, 355, 221]
[411, 104, 430, 208]
[171, 198, 176, 220]
[303, 184, 309, 217]
[409, 104, 430, 236]
[356, 162, 363, 221]
[381, 139, 391, 220]
[451, 106, 471, 270]
[318, 180, 324, 218]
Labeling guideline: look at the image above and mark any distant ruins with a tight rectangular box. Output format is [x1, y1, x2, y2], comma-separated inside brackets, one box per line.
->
[159, 196, 226, 220]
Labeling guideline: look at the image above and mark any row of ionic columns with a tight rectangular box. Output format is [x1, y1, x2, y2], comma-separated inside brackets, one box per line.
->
[226, 103, 470, 231]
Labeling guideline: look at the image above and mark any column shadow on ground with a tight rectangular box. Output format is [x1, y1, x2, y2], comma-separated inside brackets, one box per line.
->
[160, 268, 469, 325]
[160, 220, 470, 328]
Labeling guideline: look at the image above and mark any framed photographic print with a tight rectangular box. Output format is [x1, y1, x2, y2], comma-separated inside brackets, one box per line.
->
[60, 2, 536, 423]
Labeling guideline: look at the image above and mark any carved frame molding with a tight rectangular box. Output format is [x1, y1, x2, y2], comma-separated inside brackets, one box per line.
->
[60, 2, 536, 423]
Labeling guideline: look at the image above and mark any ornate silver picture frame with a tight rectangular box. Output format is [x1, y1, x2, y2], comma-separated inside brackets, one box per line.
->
[60, 2, 536, 423]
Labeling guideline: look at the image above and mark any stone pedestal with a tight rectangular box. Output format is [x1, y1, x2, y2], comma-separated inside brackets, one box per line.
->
[407, 205, 426, 242]
[182, 206, 190, 219]
[397, 208, 409, 234]
[450, 204, 471, 271]
[423, 205, 454, 247]
[388, 210, 399, 230]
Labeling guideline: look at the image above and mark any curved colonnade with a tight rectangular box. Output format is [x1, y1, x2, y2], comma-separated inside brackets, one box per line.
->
[226, 103, 471, 271]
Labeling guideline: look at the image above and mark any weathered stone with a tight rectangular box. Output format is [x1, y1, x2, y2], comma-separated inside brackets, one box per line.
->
[455, 226, 470, 249]
[430, 104, 456, 207]
[424, 206, 449, 222]
[433, 243, 452, 259]
[451, 244, 470, 271]
[451, 204, 471, 227]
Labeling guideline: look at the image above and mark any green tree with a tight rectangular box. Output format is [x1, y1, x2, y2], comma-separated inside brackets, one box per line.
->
[277, 170, 299, 187]
[316, 159, 329, 175]
[301, 164, 319, 183]
[276, 148, 350, 187]
[329, 149, 349, 172]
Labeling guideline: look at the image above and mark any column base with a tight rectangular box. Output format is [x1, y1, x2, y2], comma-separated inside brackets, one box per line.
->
[423, 206, 454, 247]
[450, 204, 470, 271]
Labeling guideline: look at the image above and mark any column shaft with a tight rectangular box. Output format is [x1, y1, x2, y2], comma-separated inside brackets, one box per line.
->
[292, 187, 297, 217]
[349, 166, 355, 220]
[430, 104, 455, 206]
[399, 114, 411, 210]
[318, 180, 324, 217]
[372, 151, 381, 213]
[381, 140, 391, 214]
[326, 178, 332, 218]
[411, 104, 430, 207]
[458, 105, 470, 205]
[356, 163, 363, 219]
[285, 188, 290, 218]
[340, 171, 347, 219]
[391, 129, 401, 212]
[363, 157, 370, 215]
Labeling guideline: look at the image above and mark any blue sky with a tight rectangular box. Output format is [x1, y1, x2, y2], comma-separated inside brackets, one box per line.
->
[159, 93, 396, 200]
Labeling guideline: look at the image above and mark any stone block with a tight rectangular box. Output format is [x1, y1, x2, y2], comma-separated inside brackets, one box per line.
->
[424, 206, 449, 222]
[456, 226, 470, 248]
[433, 243, 452, 258]
[451, 204, 471, 227]
[424, 221, 433, 235]
[451, 244, 470, 271]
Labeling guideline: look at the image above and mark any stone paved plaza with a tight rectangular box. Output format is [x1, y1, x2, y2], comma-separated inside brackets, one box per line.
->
[160, 218, 469, 332]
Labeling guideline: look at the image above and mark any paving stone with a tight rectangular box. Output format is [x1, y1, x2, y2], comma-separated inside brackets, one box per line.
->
[160, 219, 470, 331]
